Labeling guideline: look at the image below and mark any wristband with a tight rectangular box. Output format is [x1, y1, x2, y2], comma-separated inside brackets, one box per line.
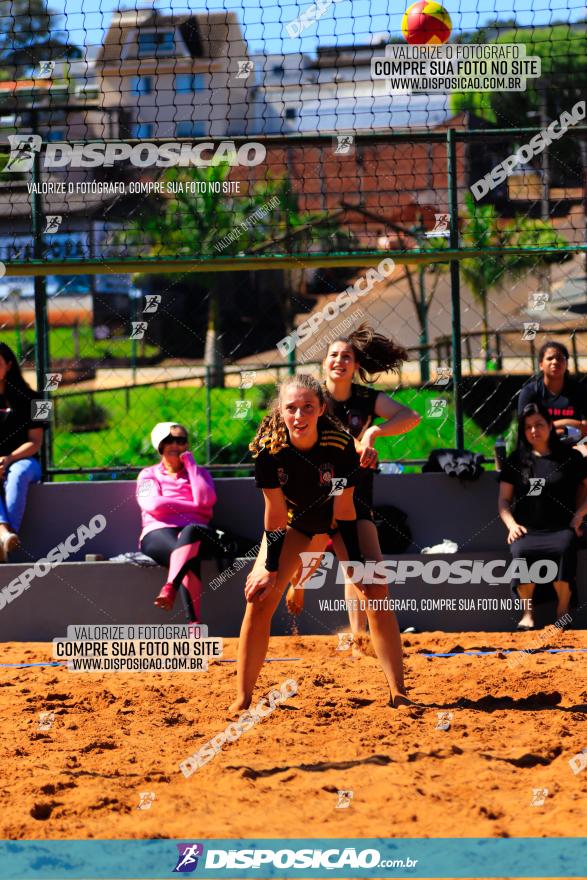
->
[264, 529, 286, 572]
[336, 519, 364, 564]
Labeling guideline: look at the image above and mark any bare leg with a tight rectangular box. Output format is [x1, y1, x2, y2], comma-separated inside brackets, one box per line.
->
[553, 580, 571, 619]
[332, 531, 409, 707]
[517, 583, 535, 627]
[231, 529, 317, 712]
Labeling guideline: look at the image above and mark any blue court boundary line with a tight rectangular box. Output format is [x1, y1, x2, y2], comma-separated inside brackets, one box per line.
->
[1, 649, 585, 668]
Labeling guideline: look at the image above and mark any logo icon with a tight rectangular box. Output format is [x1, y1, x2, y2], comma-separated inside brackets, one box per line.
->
[426, 399, 447, 418]
[38, 711, 55, 732]
[336, 790, 353, 809]
[328, 477, 347, 497]
[31, 400, 53, 420]
[5, 135, 42, 173]
[44, 215, 62, 234]
[522, 322, 540, 341]
[137, 791, 156, 810]
[298, 550, 334, 589]
[569, 748, 587, 775]
[130, 321, 148, 339]
[173, 843, 204, 873]
[425, 213, 450, 238]
[528, 292, 549, 312]
[435, 366, 453, 386]
[239, 370, 256, 389]
[530, 788, 549, 807]
[435, 711, 453, 731]
[319, 462, 335, 485]
[143, 294, 161, 313]
[336, 632, 354, 651]
[236, 60, 254, 79]
[333, 134, 355, 155]
[35, 60, 55, 78]
[137, 478, 157, 498]
[528, 477, 546, 497]
[233, 400, 252, 419]
[277, 467, 288, 487]
[44, 373, 62, 391]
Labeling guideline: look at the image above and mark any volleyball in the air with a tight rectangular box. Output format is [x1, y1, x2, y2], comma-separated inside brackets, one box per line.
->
[401, 1, 452, 45]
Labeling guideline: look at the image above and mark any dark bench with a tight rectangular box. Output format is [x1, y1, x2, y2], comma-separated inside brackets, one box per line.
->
[0, 474, 584, 639]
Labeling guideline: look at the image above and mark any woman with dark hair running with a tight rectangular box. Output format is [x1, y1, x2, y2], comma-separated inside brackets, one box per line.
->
[230, 374, 414, 713]
[287, 324, 420, 654]
[0, 342, 47, 560]
[498, 402, 587, 630]
[518, 340, 587, 450]
[137, 422, 217, 623]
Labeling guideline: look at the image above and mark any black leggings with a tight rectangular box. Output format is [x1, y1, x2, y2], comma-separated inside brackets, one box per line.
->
[141, 524, 211, 620]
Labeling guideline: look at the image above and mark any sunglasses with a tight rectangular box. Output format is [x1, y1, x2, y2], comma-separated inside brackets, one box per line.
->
[162, 435, 188, 446]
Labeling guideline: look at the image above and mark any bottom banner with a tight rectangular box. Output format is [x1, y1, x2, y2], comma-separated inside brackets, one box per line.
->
[0, 838, 585, 878]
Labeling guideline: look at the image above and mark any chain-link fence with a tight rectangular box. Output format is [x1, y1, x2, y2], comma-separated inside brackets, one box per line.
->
[0, 5, 586, 479]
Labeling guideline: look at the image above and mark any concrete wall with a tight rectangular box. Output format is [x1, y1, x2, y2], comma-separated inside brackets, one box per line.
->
[1, 474, 584, 640]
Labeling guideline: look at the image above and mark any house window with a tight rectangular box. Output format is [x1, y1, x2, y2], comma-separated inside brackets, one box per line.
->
[175, 73, 205, 93]
[176, 120, 206, 138]
[131, 76, 153, 95]
[132, 123, 154, 139]
[137, 31, 175, 57]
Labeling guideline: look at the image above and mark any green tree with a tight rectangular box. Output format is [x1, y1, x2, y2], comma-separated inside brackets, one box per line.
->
[0, 0, 79, 75]
[451, 25, 586, 127]
[460, 193, 570, 365]
[118, 163, 341, 385]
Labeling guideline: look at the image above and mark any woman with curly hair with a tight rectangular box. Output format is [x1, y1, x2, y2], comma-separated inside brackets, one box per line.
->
[230, 373, 415, 714]
[287, 324, 420, 658]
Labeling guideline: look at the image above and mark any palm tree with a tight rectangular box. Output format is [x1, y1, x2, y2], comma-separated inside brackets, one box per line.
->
[119, 163, 344, 385]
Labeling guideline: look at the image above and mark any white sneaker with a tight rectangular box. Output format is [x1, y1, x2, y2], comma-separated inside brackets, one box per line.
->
[421, 538, 459, 554]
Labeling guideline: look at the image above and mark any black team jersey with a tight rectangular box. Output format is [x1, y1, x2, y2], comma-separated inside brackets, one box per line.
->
[254, 425, 361, 535]
[325, 383, 379, 439]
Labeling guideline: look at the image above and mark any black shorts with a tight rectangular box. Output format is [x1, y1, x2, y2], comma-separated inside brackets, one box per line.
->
[353, 468, 375, 522]
[290, 524, 338, 539]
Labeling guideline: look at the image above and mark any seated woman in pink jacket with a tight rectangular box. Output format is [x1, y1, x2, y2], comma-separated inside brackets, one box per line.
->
[136, 421, 216, 622]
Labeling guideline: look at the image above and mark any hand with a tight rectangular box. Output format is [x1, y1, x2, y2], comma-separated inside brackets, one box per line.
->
[570, 513, 584, 537]
[507, 523, 527, 544]
[359, 429, 380, 469]
[0, 455, 11, 480]
[244, 568, 278, 603]
[180, 450, 194, 463]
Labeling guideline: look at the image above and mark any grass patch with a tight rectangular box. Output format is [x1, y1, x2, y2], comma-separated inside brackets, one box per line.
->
[10, 326, 159, 362]
[51, 385, 496, 480]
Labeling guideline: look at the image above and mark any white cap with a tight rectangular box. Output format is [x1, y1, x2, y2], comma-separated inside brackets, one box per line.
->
[150, 422, 188, 453]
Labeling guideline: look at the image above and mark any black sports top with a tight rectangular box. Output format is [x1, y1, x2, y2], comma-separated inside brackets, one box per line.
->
[0, 387, 48, 458]
[254, 424, 361, 534]
[518, 376, 587, 422]
[499, 448, 587, 531]
[325, 383, 379, 439]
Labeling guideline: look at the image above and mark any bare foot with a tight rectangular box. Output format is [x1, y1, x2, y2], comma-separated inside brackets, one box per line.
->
[286, 585, 305, 616]
[390, 694, 422, 710]
[228, 697, 252, 717]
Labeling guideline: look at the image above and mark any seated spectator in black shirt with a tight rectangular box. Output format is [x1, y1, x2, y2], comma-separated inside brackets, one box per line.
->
[517, 341, 587, 451]
[498, 402, 587, 630]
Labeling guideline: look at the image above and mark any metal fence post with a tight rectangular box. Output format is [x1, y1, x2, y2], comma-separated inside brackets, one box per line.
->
[30, 110, 51, 479]
[447, 128, 464, 450]
[205, 365, 212, 465]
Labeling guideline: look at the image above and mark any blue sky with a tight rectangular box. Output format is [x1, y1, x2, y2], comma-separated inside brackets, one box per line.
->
[59, 0, 584, 56]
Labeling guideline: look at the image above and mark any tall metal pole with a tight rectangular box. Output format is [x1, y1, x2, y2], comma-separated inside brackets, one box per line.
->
[447, 128, 464, 450]
[30, 108, 50, 478]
